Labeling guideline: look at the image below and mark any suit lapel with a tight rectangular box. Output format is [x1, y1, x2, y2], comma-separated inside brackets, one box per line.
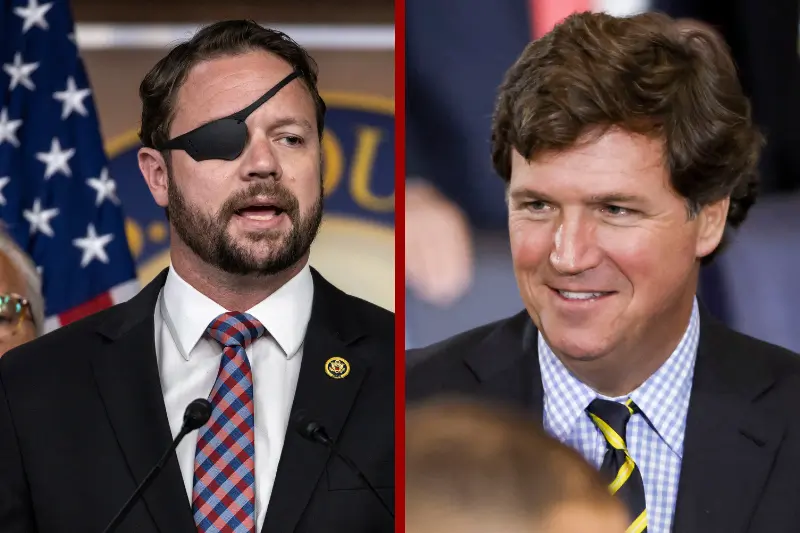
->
[91, 269, 196, 533]
[463, 311, 544, 418]
[261, 269, 369, 533]
[460, 305, 787, 532]
[672, 307, 786, 533]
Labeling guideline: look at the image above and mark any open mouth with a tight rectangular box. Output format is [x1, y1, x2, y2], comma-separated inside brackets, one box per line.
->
[235, 202, 286, 221]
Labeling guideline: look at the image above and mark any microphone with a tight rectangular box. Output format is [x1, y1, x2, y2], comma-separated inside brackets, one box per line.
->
[292, 411, 394, 519]
[102, 398, 212, 533]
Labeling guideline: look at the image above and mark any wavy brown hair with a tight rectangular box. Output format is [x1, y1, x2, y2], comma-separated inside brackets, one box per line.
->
[491, 11, 763, 262]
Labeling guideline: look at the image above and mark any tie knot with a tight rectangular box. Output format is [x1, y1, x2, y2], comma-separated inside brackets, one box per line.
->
[586, 398, 638, 445]
[206, 312, 265, 348]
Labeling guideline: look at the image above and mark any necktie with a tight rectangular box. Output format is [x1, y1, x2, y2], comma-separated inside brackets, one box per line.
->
[586, 398, 648, 533]
[192, 312, 265, 533]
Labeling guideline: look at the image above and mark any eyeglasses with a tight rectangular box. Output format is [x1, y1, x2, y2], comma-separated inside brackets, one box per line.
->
[0, 293, 33, 339]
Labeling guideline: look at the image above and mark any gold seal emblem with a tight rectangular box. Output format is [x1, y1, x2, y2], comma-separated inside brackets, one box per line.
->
[325, 357, 350, 379]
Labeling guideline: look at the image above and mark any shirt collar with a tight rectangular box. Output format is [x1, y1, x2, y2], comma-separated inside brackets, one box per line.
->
[540, 298, 700, 457]
[162, 263, 314, 361]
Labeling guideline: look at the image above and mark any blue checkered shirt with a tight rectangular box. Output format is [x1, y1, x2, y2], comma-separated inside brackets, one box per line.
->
[539, 298, 700, 533]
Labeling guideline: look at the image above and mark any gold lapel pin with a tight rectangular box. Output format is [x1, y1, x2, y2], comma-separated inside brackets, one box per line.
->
[325, 356, 350, 379]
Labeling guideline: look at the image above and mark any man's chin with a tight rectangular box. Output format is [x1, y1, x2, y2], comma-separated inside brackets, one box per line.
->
[555, 347, 609, 363]
[227, 224, 290, 242]
[540, 326, 616, 363]
[215, 258, 296, 277]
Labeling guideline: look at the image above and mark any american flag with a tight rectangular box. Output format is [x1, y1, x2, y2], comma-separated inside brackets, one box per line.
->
[0, 0, 139, 333]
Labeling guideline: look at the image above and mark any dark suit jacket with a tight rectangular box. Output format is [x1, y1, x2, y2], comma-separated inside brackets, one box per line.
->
[0, 268, 394, 533]
[407, 306, 800, 532]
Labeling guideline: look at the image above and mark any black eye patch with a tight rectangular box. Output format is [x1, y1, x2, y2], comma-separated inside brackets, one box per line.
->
[159, 70, 300, 161]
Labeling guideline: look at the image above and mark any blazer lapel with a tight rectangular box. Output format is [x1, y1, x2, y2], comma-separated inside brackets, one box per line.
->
[672, 307, 786, 533]
[457, 304, 786, 532]
[91, 269, 196, 533]
[261, 270, 369, 533]
[463, 311, 544, 418]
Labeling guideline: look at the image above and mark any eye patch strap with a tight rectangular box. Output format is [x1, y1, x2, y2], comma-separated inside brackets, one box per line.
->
[160, 69, 301, 150]
[229, 69, 300, 122]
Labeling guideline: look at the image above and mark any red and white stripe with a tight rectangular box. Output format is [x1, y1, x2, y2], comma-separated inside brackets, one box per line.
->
[43, 278, 140, 333]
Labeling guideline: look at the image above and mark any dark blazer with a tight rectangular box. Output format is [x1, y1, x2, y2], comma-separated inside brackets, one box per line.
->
[0, 268, 394, 533]
[407, 306, 800, 532]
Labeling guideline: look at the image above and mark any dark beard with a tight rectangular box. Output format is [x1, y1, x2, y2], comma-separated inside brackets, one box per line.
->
[167, 176, 323, 276]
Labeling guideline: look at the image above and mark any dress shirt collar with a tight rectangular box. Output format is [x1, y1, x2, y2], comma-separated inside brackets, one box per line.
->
[540, 298, 700, 457]
[161, 262, 314, 361]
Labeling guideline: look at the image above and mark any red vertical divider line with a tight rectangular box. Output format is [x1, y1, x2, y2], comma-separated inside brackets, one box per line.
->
[393, 0, 406, 530]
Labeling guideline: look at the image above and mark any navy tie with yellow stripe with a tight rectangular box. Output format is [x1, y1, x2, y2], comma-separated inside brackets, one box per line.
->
[586, 398, 648, 533]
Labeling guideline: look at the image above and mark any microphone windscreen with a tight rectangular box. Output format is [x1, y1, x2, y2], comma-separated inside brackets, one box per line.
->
[291, 410, 323, 442]
[183, 398, 212, 431]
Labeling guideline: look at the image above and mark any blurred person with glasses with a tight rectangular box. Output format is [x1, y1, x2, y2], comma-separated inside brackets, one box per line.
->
[0, 227, 42, 354]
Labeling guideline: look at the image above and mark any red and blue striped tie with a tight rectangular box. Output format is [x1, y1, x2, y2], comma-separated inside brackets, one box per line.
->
[192, 312, 265, 533]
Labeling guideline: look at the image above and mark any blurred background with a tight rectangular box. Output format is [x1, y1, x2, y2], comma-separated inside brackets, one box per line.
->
[405, 0, 800, 352]
[1, 0, 394, 334]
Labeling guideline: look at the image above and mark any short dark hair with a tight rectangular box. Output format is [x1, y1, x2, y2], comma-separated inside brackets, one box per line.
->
[406, 396, 616, 526]
[491, 12, 763, 262]
[138, 20, 326, 150]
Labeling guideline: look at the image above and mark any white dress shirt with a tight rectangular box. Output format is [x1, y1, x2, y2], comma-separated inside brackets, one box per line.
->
[154, 263, 313, 530]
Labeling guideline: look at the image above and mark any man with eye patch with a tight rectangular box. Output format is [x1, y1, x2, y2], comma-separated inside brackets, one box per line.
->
[408, 11, 800, 533]
[0, 20, 393, 533]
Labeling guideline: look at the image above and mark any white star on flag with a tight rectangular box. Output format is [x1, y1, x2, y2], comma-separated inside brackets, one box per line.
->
[73, 224, 114, 267]
[35, 137, 75, 179]
[0, 177, 10, 206]
[23, 198, 59, 237]
[86, 168, 120, 206]
[53, 77, 91, 119]
[0, 109, 22, 148]
[2, 52, 39, 91]
[13, 0, 54, 33]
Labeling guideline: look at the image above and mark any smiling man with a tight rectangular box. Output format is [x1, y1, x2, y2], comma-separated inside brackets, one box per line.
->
[407, 11, 800, 533]
[0, 21, 393, 533]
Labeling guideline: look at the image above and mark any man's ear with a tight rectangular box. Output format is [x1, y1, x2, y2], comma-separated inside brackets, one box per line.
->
[695, 197, 730, 259]
[138, 148, 170, 208]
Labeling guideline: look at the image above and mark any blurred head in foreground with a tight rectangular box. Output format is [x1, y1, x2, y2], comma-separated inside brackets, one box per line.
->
[406, 398, 627, 533]
[491, 11, 763, 395]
